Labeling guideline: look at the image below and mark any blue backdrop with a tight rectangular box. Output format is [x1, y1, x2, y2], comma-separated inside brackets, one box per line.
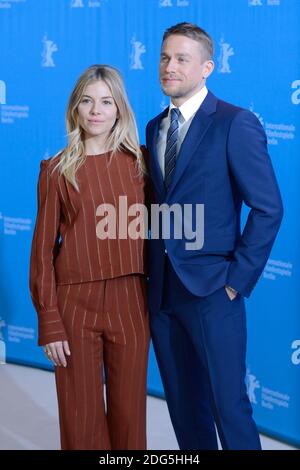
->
[0, 0, 299, 447]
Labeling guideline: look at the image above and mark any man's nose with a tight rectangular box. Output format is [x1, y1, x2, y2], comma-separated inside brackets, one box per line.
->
[164, 58, 177, 73]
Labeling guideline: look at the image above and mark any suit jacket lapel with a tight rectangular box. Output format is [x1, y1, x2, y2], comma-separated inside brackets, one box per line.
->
[148, 107, 168, 198]
[167, 91, 218, 195]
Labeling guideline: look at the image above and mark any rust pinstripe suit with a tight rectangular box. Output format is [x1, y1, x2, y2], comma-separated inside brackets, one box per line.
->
[30, 150, 150, 449]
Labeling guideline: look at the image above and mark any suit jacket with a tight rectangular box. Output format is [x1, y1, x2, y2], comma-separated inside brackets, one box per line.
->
[146, 91, 283, 314]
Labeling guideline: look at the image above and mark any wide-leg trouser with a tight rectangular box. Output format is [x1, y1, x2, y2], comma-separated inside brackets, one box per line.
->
[55, 274, 150, 450]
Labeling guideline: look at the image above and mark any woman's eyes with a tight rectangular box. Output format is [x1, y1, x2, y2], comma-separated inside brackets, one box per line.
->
[80, 99, 113, 105]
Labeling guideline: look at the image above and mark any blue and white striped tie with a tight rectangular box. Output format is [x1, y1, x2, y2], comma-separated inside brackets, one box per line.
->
[164, 107, 180, 190]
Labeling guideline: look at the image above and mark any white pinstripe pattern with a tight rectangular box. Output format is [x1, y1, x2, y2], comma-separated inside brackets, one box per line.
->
[90, 284, 103, 446]
[92, 156, 113, 279]
[116, 156, 134, 273]
[106, 156, 124, 277]
[106, 306, 116, 344]
[83, 162, 103, 279]
[79, 180, 94, 280]
[50, 183, 59, 306]
[55, 276, 149, 450]
[81, 281, 92, 444]
[126, 158, 141, 273]
[113, 276, 126, 346]
[57, 284, 70, 447]
[72, 283, 82, 448]
[40, 167, 50, 308]
[58, 176, 80, 283]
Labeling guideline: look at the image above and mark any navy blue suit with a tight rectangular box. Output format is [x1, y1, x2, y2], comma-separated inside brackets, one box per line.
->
[146, 91, 283, 450]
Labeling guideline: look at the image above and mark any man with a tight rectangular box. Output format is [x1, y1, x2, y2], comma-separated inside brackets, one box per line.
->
[146, 22, 283, 450]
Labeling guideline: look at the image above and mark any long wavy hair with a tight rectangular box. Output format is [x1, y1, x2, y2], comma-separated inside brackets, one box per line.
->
[54, 65, 145, 191]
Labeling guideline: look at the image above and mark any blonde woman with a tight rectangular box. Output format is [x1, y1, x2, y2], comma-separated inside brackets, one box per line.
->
[30, 65, 150, 450]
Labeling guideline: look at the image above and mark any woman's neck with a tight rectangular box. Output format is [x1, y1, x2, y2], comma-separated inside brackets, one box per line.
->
[84, 136, 109, 155]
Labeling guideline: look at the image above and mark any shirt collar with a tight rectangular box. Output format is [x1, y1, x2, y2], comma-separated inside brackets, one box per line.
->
[169, 86, 208, 122]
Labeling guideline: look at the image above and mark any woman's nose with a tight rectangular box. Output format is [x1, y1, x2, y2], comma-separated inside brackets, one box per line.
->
[91, 102, 101, 114]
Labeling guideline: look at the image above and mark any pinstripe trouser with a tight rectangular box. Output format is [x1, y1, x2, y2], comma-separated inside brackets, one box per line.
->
[54, 274, 150, 450]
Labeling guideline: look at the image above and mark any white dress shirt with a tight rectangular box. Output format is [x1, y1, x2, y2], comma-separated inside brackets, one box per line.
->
[157, 86, 208, 177]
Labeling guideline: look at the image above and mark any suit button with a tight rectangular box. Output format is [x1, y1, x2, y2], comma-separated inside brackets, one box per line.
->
[164, 249, 168, 254]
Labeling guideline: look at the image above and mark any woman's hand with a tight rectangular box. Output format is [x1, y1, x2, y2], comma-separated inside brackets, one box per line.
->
[44, 341, 71, 367]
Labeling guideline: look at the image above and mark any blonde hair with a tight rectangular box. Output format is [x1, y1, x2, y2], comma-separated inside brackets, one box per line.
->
[54, 65, 145, 191]
[163, 22, 214, 61]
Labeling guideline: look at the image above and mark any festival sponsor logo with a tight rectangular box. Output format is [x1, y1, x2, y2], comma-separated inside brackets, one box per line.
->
[159, 0, 189, 7]
[249, 103, 296, 146]
[248, 0, 280, 6]
[0, 82, 30, 125]
[248, 0, 263, 5]
[7, 324, 35, 344]
[263, 259, 293, 281]
[0, 0, 27, 10]
[246, 368, 290, 410]
[0, 211, 32, 236]
[71, 0, 104, 8]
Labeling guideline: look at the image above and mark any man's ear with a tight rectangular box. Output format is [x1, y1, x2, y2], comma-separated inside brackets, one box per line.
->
[203, 60, 214, 79]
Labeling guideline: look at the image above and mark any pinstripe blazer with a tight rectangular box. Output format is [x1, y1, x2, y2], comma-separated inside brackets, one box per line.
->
[30, 150, 146, 345]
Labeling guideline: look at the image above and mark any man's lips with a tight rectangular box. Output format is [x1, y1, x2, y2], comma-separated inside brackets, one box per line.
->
[161, 77, 180, 84]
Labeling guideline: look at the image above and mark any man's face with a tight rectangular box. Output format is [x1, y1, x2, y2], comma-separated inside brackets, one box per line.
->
[159, 34, 214, 106]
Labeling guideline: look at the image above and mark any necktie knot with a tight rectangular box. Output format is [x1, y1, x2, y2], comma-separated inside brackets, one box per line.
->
[170, 107, 180, 123]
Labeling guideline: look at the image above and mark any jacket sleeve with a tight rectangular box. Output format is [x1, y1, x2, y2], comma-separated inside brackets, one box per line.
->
[226, 110, 284, 297]
[29, 160, 68, 346]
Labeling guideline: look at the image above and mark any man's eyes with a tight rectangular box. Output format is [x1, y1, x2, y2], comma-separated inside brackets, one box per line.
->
[160, 56, 188, 63]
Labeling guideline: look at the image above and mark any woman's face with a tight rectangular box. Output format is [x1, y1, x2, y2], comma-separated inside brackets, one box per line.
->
[77, 80, 118, 141]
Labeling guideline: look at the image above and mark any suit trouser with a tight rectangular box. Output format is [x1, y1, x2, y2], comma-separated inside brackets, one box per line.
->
[55, 274, 150, 450]
[150, 256, 261, 450]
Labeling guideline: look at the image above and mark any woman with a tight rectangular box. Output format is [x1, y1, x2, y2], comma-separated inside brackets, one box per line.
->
[30, 65, 150, 450]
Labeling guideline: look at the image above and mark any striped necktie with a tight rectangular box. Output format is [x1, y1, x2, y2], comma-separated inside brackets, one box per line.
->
[164, 107, 180, 190]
